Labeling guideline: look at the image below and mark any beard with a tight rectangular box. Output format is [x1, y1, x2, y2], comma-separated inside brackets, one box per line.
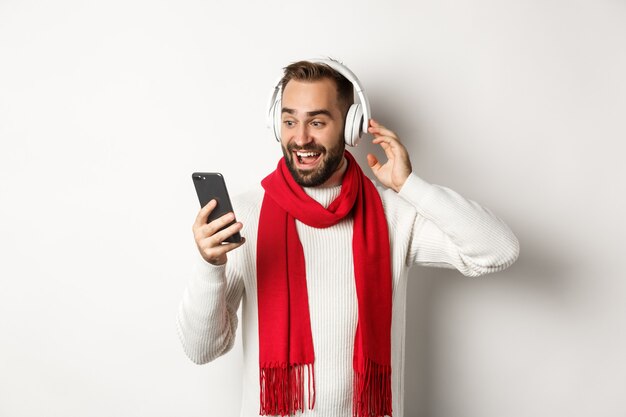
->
[282, 139, 345, 187]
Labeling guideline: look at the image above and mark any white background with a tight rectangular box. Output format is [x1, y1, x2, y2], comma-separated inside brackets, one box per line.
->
[1, 0, 625, 416]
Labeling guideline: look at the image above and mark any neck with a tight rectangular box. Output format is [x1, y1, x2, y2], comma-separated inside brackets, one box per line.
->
[315, 156, 348, 188]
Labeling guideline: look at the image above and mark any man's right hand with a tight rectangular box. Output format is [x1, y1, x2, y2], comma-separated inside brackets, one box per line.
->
[192, 199, 245, 265]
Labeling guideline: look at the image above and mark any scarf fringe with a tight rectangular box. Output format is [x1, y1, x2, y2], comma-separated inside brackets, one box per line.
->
[259, 363, 315, 416]
[353, 358, 392, 417]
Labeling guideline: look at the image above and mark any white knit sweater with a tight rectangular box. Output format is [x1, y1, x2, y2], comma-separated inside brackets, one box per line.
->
[177, 172, 519, 417]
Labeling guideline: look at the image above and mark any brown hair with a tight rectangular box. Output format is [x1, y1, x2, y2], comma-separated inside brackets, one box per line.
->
[279, 60, 354, 115]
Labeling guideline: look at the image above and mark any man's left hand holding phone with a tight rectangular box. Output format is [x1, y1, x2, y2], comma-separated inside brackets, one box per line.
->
[192, 173, 245, 266]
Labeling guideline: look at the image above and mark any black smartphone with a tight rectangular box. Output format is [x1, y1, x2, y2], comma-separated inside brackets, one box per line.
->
[192, 172, 242, 244]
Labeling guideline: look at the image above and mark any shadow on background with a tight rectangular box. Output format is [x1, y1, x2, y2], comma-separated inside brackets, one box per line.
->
[401, 223, 571, 417]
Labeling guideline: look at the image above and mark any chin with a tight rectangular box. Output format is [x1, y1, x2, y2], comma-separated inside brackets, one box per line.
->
[283, 157, 325, 187]
[281, 140, 345, 187]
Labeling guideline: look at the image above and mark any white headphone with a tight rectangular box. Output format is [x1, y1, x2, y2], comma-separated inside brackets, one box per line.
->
[267, 58, 372, 147]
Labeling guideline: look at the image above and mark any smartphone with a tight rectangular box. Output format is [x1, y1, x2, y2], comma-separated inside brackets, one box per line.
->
[192, 172, 242, 244]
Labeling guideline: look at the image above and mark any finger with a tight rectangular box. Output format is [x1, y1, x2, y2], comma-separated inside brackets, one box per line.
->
[375, 136, 411, 169]
[372, 136, 398, 159]
[193, 199, 217, 229]
[220, 236, 246, 250]
[372, 135, 397, 147]
[368, 119, 399, 139]
[200, 237, 246, 261]
[369, 125, 398, 140]
[208, 221, 244, 246]
[366, 153, 381, 172]
[372, 134, 403, 151]
[197, 212, 236, 238]
[204, 235, 246, 252]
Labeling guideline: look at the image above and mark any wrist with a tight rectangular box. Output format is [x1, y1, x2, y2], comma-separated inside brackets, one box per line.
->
[393, 173, 410, 193]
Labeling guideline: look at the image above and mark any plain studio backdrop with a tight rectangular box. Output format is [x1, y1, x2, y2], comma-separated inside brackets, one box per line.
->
[1, 0, 625, 416]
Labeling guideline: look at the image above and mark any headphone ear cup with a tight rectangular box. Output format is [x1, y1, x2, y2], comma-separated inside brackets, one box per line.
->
[272, 97, 282, 142]
[344, 103, 363, 147]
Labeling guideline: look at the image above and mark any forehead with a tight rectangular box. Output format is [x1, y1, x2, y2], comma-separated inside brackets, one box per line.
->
[281, 78, 341, 113]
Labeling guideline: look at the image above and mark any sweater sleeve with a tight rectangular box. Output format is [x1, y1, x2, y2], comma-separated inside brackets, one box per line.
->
[396, 173, 520, 276]
[176, 254, 244, 364]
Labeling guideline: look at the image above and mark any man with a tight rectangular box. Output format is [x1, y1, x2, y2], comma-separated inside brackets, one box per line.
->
[177, 59, 519, 417]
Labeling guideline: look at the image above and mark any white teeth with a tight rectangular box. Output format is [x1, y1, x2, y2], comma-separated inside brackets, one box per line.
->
[296, 151, 320, 157]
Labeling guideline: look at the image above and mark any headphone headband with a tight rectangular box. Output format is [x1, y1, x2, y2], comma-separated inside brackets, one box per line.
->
[267, 58, 371, 146]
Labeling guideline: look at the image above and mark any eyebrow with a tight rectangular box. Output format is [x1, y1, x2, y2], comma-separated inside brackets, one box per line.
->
[282, 108, 334, 119]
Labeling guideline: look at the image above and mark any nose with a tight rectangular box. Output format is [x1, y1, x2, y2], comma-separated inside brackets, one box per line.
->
[293, 123, 313, 147]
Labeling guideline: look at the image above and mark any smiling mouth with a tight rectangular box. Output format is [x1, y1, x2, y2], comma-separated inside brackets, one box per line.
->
[294, 150, 322, 166]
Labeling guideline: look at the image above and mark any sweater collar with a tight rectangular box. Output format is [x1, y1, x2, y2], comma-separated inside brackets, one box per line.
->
[303, 185, 343, 209]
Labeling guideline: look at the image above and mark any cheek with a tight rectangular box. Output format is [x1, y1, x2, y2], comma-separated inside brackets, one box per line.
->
[323, 127, 345, 148]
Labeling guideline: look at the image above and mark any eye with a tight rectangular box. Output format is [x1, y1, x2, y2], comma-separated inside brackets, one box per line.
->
[311, 121, 326, 128]
[283, 120, 296, 127]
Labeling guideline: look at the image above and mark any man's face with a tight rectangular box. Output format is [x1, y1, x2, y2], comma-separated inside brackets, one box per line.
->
[280, 78, 345, 187]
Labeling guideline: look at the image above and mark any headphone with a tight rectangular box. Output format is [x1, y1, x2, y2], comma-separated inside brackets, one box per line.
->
[267, 58, 371, 147]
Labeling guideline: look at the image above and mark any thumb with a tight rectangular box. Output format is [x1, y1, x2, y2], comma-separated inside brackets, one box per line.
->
[367, 153, 381, 172]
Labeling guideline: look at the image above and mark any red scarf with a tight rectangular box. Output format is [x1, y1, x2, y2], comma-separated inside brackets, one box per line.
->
[257, 151, 392, 417]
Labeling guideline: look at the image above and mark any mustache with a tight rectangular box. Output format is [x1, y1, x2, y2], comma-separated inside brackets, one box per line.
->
[287, 143, 326, 153]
